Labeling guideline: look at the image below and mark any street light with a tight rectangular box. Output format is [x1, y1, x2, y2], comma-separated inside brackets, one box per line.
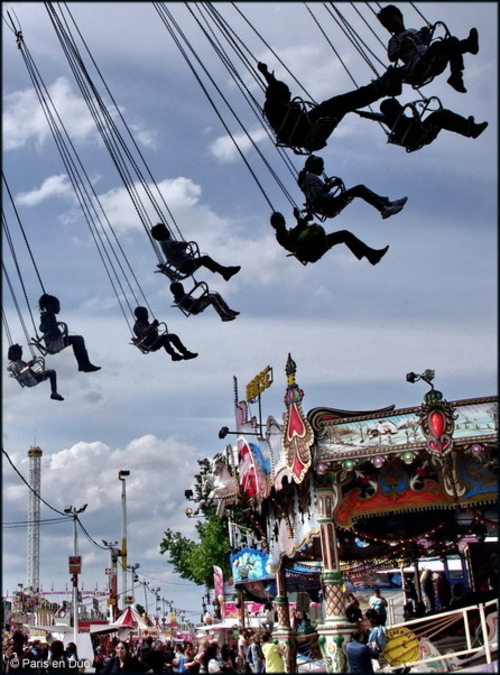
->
[218, 426, 261, 439]
[64, 504, 87, 646]
[118, 470, 130, 609]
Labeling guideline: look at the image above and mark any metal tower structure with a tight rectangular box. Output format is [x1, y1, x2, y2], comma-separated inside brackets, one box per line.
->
[27, 445, 42, 592]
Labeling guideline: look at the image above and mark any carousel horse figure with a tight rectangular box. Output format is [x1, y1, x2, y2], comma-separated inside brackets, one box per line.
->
[193, 453, 239, 517]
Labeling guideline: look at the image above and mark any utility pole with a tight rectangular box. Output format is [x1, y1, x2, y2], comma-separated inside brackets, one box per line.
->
[64, 504, 87, 646]
[129, 563, 140, 604]
[102, 540, 120, 621]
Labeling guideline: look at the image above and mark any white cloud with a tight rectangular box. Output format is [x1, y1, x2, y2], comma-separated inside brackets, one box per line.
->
[3, 77, 97, 150]
[96, 177, 203, 233]
[209, 127, 268, 163]
[16, 174, 73, 206]
[2, 2, 497, 617]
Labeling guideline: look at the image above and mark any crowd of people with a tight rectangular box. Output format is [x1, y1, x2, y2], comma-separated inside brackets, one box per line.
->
[3, 632, 81, 673]
[90, 630, 285, 674]
[1, 626, 290, 675]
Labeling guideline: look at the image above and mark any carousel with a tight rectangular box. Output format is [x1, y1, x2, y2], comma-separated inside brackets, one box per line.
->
[189, 355, 498, 673]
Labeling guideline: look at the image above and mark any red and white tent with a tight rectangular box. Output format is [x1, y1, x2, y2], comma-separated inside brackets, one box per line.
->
[114, 605, 150, 630]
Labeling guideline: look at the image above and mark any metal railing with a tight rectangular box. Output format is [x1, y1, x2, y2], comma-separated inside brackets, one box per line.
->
[382, 598, 498, 672]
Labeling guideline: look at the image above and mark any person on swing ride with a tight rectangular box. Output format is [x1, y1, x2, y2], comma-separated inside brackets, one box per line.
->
[38, 294, 101, 372]
[132, 306, 198, 360]
[256, 61, 403, 152]
[151, 222, 240, 281]
[270, 209, 389, 266]
[376, 5, 479, 93]
[169, 282, 240, 322]
[7, 343, 64, 401]
[355, 98, 488, 150]
[297, 154, 407, 220]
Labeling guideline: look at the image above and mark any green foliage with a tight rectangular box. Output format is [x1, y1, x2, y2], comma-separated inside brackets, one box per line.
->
[159, 498, 232, 588]
[159, 457, 250, 588]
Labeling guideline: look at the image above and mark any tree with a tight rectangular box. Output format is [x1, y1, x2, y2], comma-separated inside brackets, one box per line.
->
[159, 514, 232, 588]
[159, 458, 233, 588]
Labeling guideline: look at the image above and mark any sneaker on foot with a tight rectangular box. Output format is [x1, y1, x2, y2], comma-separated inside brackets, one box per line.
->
[447, 73, 466, 93]
[221, 315, 236, 322]
[171, 354, 184, 361]
[381, 201, 405, 219]
[50, 392, 64, 401]
[470, 121, 488, 139]
[183, 352, 198, 360]
[391, 196, 408, 209]
[368, 245, 389, 266]
[79, 364, 101, 372]
[222, 265, 241, 282]
[465, 27, 479, 55]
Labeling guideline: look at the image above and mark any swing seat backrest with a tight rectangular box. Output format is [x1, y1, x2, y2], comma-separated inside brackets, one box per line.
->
[131, 322, 169, 354]
[155, 241, 201, 281]
[10, 356, 46, 388]
[29, 322, 68, 357]
[172, 281, 210, 317]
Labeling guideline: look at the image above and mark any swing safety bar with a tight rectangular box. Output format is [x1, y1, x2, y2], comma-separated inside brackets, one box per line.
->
[301, 175, 350, 222]
[387, 96, 443, 153]
[171, 281, 210, 317]
[272, 97, 338, 155]
[29, 322, 68, 357]
[398, 21, 451, 89]
[9, 356, 46, 388]
[131, 322, 169, 354]
[155, 241, 201, 282]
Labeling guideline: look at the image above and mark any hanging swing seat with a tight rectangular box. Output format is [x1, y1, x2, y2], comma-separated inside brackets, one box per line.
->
[155, 241, 202, 282]
[171, 280, 210, 317]
[301, 176, 352, 222]
[398, 21, 451, 89]
[131, 322, 169, 354]
[9, 356, 46, 388]
[386, 96, 443, 153]
[272, 97, 337, 155]
[29, 322, 69, 356]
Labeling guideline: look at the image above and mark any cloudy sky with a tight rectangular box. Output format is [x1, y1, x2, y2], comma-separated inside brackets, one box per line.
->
[2, 2, 497, 622]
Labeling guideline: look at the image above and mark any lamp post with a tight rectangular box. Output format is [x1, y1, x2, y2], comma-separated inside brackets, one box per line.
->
[118, 470, 130, 608]
[64, 504, 87, 646]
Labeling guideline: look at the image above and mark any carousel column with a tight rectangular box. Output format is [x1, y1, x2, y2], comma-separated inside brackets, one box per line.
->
[273, 565, 297, 673]
[315, 488, 352, 673]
